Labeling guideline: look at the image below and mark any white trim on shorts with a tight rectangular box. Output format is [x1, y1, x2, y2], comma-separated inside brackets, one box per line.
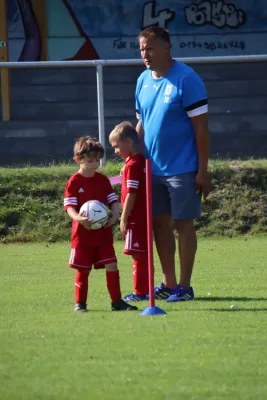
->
[69, 248, 76, 265]
[125, 229, 147, 253]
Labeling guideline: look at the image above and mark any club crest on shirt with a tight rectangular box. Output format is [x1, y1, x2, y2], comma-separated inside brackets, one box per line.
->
[165, 84, 173, 95]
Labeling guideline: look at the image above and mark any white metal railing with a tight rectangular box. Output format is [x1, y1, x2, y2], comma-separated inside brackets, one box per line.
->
[1, 54, 267, 165]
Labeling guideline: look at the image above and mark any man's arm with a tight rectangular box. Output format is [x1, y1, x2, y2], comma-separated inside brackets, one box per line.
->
[136, 120, 145, 155]
[191, 112, 212, 200]
[191, 112, 209, 173]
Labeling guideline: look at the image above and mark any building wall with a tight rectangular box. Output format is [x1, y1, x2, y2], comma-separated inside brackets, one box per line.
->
[1, 0, 267, 165]
[6, 0, 267, 61]
[0, 60, 266, 165]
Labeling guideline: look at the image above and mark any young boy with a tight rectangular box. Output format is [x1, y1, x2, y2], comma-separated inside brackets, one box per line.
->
[64, 136, 138, 312]
[109, 122, 149, 302]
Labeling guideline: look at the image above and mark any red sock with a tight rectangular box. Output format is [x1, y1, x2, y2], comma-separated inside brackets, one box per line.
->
[75, 269, 90, 304]
[133, 254, 149, 296]
[106, 270, 121, 303]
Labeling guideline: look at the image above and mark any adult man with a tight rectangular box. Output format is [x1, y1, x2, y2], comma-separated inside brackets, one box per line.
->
[135, 26, 211, 302]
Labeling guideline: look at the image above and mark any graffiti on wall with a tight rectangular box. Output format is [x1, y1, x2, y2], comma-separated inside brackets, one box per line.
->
[142, 1, 175, 29]
[7, 0, 41, 61]
[184, 1, 246, 29]
[7, 0, 98, 61]
[112, 0, 176, 53]
[61, 0, 99, 60]
[7, 0, 267, 61]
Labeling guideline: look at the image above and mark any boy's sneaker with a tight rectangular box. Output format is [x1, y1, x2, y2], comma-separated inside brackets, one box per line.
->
[154, 282, 177, 300]
[166, 286, 194, 302]
[111, 299, 138, 311]
[123, 293, 148, 302]
[74, 303, 88, 312]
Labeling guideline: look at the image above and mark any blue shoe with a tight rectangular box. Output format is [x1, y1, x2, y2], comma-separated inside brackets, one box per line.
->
[154, 282, 177, 300]
[166, 286, 194, 302]
[123, 293, 148, 302]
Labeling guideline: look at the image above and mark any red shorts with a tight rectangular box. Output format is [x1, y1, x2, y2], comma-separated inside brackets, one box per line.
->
[68, 243, 117, 270]
[124, 221, 148, 256]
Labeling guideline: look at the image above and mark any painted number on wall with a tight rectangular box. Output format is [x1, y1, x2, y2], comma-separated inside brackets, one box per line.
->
[142, 1, 175, 29]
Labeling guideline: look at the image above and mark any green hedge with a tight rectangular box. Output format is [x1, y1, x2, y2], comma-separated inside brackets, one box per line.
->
[0, 160, 267, 243]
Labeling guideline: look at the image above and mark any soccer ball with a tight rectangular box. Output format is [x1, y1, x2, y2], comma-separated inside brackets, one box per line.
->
[80, 200, 109, 230]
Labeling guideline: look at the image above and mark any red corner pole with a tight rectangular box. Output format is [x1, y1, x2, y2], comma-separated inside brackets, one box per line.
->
[145, 158, 155, 308]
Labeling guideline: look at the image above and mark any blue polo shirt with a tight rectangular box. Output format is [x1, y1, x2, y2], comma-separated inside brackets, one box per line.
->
[135, 60, 208, 176]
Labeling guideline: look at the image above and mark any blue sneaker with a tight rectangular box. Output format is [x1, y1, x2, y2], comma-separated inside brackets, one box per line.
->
[154, 282, 177, 300]
[166, 286, 194, 302]
[123, 293, 148, 302]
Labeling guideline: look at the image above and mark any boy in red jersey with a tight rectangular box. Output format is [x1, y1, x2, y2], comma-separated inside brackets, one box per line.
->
[64, 136, 138, 312]
[109, 122, 149, 302]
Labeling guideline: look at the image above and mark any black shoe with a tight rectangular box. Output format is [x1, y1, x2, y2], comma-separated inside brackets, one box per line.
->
[111, 299, 138, 311]
[74, 303, 87, 312]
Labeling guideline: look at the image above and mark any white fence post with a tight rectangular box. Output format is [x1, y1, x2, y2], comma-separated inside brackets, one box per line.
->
[96, 63, 106, 166]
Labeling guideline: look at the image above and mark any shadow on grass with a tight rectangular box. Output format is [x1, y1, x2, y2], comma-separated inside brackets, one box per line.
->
[195, 296, 267, 302]
[212, 308, 267, 312]
[86, 306, 267, 313]
[82, 310, 141, 313]
[164, 307, 267, 313]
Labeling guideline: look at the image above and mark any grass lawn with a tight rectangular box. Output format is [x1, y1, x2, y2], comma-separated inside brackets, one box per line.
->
[0, 237, 267, 400]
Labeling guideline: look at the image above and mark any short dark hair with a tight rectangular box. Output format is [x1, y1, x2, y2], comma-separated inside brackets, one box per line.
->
[109, 121, 139, 146]
[137, 26, 170, 44]
[73, 136, 104, 159]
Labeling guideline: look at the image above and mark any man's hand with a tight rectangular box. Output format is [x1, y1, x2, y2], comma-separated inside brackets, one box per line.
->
[120, 216, 128, 234]
[195, 170, 212, 201]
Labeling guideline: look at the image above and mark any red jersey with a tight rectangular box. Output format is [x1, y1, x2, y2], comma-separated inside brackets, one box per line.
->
[64, 172, 117, 248]
[121, 153, 146, 223]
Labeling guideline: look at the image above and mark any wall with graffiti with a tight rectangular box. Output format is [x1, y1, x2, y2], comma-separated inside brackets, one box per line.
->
[6, 0, 267, 61]
[6, 0, 46, 61]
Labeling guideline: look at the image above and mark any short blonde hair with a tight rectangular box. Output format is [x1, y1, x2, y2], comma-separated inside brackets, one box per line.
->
[109, 121, 139, 145]
[73, 136, 104, 159]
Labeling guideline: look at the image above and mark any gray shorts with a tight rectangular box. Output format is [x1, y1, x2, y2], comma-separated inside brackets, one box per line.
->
[152, 172, 202, 220]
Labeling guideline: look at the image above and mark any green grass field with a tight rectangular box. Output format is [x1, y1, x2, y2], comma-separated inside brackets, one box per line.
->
[1, 237, 267, 400]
